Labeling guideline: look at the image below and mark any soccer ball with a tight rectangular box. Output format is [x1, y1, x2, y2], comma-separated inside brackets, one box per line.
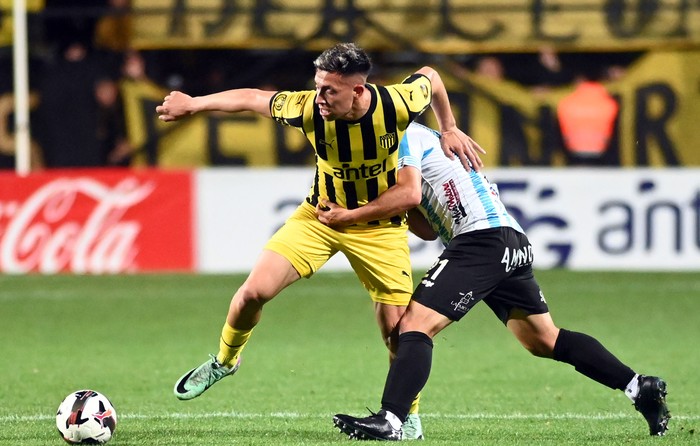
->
[56, 390, 117, 444]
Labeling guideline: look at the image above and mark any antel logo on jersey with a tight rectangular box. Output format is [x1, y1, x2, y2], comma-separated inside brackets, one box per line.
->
[332, 159, 388, 180]
[0, 177, 155, 274]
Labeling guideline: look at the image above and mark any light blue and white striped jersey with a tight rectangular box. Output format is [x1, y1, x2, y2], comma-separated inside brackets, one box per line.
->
[398, 123, 523, 244]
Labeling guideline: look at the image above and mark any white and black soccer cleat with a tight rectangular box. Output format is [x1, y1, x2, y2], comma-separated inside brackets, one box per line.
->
[334, 410, 402, 441]
[634, 375, 671, 436]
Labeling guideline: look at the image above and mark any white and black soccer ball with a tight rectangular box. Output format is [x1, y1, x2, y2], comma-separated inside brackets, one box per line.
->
[56, 390, 117, 444]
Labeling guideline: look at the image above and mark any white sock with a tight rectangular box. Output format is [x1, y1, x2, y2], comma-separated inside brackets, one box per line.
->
[624, 374, 640, 402]
[383, 410, 403, 430]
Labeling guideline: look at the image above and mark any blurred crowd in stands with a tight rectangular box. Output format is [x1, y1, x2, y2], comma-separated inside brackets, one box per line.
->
[0, 0, 644, 169]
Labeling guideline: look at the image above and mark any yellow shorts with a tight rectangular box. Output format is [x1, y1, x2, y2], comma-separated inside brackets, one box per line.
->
[264, 202, 413, 305]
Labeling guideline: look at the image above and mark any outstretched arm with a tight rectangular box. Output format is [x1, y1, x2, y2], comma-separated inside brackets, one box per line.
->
[316, 166, 422, 228]
[416, 66, 486, 171]
[156, 88, 277, 121]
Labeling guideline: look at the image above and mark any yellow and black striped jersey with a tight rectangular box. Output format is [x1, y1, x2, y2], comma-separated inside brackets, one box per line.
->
[269, 74, 432, 227]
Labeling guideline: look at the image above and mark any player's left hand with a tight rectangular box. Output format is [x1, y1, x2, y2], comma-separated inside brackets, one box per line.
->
[440, 127, 486, 172]
[316, 199, 350, 228]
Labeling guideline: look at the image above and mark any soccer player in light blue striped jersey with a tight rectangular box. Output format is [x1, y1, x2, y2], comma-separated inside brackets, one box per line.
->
[319, 123, 670, 440]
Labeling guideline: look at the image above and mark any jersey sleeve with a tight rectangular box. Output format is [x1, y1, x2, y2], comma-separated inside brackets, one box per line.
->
[269, 90, 314, 128]
[398, 123, 439, 171]
[397, 130, 423, 171]
[390, 74, 432, 123]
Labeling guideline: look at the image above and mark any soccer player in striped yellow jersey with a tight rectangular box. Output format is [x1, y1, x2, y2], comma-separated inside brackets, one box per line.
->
[156, 43, 484, 439]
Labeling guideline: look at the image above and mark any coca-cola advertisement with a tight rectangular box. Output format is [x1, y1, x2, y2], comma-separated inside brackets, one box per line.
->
[0, 169, 194, 274]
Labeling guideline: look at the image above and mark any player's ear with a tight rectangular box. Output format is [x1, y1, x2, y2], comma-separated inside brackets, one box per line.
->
[352, 84, 364, 98]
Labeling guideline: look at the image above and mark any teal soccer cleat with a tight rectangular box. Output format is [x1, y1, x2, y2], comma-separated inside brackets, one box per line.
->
[174, 354, 241, 400]
[401, 413, 424, 440]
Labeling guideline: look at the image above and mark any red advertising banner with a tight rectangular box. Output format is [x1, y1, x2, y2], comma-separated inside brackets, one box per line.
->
[0, 169, 194, 273]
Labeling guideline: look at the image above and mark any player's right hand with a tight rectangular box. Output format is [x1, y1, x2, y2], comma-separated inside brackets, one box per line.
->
[440, 128, 486, 172]
[156, 91, 194, 122]
[316, 199, 351, 229]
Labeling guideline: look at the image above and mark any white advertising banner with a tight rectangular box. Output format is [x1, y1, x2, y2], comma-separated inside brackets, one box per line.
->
[196, 168, 356, 273]
[195, 168, 700, 273]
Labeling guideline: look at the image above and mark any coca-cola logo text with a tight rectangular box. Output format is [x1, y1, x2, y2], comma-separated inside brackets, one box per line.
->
[0, 177, 155, 273]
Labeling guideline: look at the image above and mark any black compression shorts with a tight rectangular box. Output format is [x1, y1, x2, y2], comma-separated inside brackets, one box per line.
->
[412, 227, 549, 323]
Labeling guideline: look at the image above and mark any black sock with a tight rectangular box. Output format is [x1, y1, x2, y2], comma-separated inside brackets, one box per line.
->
[553, 328, 635, 390]
[380, 331, 433, 423]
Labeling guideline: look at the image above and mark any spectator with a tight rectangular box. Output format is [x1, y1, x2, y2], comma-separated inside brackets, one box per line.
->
[121, 48, 148, 82]
[474, 55, 505, 81]
[117, 49, 164, 165]
[95, 76, 132, 166]
[556, 67, 619, 166]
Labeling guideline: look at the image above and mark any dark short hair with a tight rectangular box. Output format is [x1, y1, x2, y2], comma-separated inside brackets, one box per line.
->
[313, 43, 372, 76]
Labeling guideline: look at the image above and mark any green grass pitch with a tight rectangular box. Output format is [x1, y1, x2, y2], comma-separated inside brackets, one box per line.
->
[0, 270, 698, 445]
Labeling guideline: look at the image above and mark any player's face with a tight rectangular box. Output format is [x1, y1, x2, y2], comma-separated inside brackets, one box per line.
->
[313, 70, 361, 121]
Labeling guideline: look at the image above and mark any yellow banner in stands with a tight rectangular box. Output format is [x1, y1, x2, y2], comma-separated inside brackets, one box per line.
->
[421, 50, 700, 167]
[129, 0, 700, 52]
[120, 51, 700, 167]
[0, 0, 44, 46]
[120, 77, 312, 167]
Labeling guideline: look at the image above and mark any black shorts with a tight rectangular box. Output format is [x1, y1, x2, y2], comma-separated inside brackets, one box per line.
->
[412, 227, 549, 323]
